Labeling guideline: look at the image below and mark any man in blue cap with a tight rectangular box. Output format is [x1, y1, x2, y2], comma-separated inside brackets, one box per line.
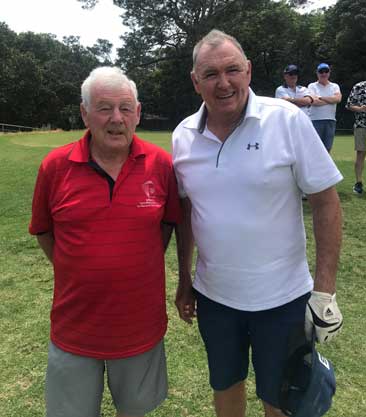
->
[308, 63, 342, 152]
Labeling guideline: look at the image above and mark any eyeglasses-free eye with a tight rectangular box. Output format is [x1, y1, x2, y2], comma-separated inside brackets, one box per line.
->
[318, 69, 329, 74]
[287, 71, 299, 76]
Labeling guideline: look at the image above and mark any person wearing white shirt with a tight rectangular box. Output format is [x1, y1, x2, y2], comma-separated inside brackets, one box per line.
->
[275, 65, 312, 116]
[172, 30, 343, 417]
[308, 63, 342, 152]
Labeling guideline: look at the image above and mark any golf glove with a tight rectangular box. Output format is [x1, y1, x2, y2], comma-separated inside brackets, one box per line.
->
[305, 291, 343, 344]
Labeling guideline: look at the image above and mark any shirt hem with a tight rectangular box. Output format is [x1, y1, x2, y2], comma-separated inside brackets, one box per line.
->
[50, 329, 166, 360]
[193, 281, 313, 312]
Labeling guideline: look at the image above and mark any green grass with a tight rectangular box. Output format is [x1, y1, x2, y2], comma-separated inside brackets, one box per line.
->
[0, 130, 365, 416]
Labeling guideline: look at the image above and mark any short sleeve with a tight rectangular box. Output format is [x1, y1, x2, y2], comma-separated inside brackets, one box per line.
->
[275, 86, 287, 99]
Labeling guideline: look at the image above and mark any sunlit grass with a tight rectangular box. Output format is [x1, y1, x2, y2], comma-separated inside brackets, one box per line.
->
[0, 131, 365, 416]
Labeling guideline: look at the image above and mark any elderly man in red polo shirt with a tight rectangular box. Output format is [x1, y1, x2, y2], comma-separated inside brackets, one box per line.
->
[29, 67, 181, 417]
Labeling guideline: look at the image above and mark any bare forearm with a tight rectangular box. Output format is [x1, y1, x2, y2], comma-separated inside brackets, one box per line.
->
[293, 96, 312, 107]
[319, 94, 342, 104]
[308, 187, 342, 293]
[36, 232, 54, 264]
[161, 222, 174, 252]
[348, 104, 366, 112]
[175, 198, 194, 282]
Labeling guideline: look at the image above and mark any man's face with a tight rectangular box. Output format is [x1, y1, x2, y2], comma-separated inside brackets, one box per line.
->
[284, 72, 298, 87]
[80, 83, 141, 154]
[191, 40, 251, 121]
[317, 68, 330, 84]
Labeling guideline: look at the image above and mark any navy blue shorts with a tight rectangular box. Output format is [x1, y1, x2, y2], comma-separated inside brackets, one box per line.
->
[195, 291, 310, 408]
[312, 120, 336, 151]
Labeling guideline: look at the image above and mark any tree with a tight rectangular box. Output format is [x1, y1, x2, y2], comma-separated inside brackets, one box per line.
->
[88, 39, 114, 64]
[79, 0, 320, 119]
[0, 24, 102, 128]
[319, 0, 366, 128]
[0, 23, 18, 119]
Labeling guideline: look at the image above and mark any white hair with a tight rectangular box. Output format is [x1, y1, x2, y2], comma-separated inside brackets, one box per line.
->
[81, 66, 138, 110]
[192, 29, 248, 71]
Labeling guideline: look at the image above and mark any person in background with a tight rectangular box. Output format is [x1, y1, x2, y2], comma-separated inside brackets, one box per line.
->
[275, 64, 312, 115]
[172, 30, 343, 417]
[29, 66, 181, 417]
[346, 80, 366, 195]
[308, 63, 342, 152]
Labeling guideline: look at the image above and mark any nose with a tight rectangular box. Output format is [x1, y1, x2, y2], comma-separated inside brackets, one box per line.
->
[110, 107, 123, 123]
[217, 72, 230, 88]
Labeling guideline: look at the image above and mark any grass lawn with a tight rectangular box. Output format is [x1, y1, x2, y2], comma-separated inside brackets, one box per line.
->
[0, 130, 365, 416]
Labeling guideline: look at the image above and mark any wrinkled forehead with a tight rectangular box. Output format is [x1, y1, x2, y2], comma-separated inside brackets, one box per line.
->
[90, 82, 138, 104]
[195, 41, 247, 70]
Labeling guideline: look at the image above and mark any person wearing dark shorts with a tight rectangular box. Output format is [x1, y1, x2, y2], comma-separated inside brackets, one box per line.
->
[172, 30, 343, 417]
[195, 291, 310, 407]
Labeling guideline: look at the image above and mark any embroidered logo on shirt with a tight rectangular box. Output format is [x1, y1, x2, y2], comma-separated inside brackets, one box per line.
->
[137, 181, 161, 208]
[246, 142, 260, 150]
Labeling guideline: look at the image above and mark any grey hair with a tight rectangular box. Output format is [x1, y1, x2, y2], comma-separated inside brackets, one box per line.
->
[81, 66, 138, 110]
[192, 29, 247, 70]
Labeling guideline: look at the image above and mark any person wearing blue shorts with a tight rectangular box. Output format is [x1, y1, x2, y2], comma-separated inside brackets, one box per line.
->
[308, 63, 342, 152]
[172, 30, 343, 417]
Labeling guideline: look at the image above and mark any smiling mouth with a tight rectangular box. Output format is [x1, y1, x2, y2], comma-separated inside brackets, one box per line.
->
[217, 92, 235, 100]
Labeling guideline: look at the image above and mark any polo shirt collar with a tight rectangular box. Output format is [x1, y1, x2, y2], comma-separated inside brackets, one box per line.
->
[68, 130, 91, 163]
[185, 87, 261, 132]
[68, 130, 146, 163]
[129, 134, 146, 159]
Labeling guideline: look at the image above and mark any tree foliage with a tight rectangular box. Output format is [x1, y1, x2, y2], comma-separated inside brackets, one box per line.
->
[78, 0, 328, 124]
[2, 0, 366, 129]
[0, 23, 113, 129]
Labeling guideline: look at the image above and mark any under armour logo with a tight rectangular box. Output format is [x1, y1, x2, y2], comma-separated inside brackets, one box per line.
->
[247, 142, 259, 150]
[317, 352, 330, 370]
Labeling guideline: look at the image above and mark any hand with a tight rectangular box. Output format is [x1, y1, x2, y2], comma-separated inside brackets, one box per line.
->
[312, 96, 325, 106]
[305, 291, 343, 343]
[175, 281, 196, 324]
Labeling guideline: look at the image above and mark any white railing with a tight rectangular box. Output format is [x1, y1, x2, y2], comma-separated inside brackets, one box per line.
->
[0, 123, 41, 133]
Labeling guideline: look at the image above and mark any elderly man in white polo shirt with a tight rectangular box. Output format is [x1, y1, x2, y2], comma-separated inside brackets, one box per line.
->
[275, 64, 313, 115]
[172, 30, 343, 417]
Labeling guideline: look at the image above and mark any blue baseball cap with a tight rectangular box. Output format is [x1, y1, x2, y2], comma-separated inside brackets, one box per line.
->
[317, 63, 330, 72]
[279, 327, 336, 417]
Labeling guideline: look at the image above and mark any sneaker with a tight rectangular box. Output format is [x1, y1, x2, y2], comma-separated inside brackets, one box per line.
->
[353, 182, 363, 195]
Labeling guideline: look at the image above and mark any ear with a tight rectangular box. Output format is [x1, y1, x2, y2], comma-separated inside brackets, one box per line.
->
[135, 102, 142, 126]
[191, 71, 201, 95]
[80, 103, 89, 128]
[246, 60, 252, 84]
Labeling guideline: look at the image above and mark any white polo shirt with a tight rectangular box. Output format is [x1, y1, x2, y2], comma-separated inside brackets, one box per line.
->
[307, 81, 340, 121]
[172, 88, 343, 311]
[275, 84, 311, 115]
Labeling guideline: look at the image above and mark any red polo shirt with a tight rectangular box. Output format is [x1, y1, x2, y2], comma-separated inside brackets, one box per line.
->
[29, 131, 181, 359]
